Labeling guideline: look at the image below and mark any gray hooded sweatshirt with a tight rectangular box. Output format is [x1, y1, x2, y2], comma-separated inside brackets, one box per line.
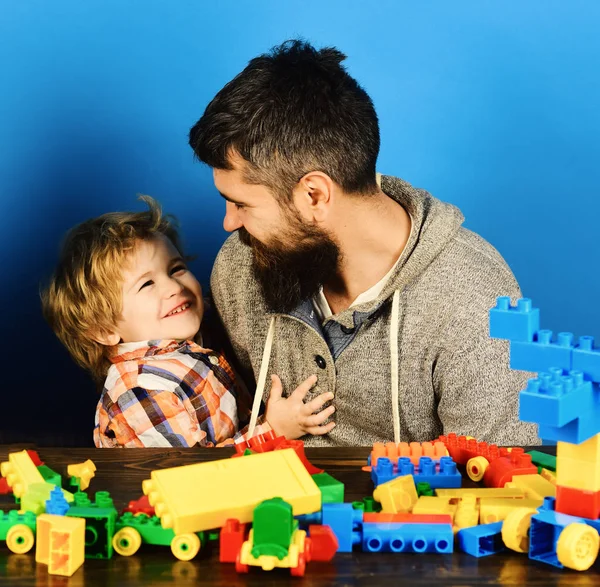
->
[210, 174, 539, 447]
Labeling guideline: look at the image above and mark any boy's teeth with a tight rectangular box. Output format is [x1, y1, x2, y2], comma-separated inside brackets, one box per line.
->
[168, 302, 190, 316]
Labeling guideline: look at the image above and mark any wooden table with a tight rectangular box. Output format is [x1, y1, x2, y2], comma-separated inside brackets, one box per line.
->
[0, 445, 596, 586]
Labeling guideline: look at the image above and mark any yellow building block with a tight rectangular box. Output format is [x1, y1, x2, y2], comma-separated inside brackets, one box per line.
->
[412, 496, 457, 521]
[435, 487, 525, 500]
[373, 475, 418, 514]
[540, 468, 556, 485]
[453, 495, 479, 532]
[36, 514, 85, 577]
[557, 433, 600, 463]
[479, 497, 544, 524]
[67, 460, 96, 491]
[142, 449, 321, 534]
[556, 456, 600, 492]
[0, 450, 45, 498]
[21, 483, 75, 515]
[504, 474, 556, 500]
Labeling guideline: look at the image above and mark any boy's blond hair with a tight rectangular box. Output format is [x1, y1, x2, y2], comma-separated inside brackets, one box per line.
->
[41, 196, 184, 383]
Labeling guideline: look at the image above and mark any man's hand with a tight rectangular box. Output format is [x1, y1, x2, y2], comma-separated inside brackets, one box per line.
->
[265, 374, 336, 440]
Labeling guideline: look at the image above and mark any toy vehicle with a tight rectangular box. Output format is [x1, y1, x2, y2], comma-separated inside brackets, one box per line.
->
[0, 510, 37, 554]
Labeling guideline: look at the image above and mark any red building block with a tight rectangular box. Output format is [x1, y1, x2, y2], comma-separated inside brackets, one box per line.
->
[482, 448, 537, 488]
[0, 477, 11, 494]
[363, 513, 453, 525]
[307, 525, 338, 561]
[26, 450, 43, 467]
[437, 434, 510, 466]
[123, 495, 155, 516]
[220, 519, 248, 563]
[555, 485, 600, 519]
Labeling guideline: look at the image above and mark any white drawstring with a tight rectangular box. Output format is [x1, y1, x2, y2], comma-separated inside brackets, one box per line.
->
[390, 289, 401, 444]
[248, 316, 276, 437]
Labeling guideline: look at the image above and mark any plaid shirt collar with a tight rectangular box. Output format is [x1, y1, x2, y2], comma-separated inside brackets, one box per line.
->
[109, 339, 196, 364]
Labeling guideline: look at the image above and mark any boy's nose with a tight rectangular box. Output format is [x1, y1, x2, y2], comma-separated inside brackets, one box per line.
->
[223, 201, 243, 232]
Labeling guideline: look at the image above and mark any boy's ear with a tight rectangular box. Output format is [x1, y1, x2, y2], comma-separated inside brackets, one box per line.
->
[89, 329, 121, 347]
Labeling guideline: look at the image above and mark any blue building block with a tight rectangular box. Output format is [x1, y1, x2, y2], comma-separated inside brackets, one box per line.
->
[510, 330, 574, 374]
[457, 522, 505, 557]
[529, 509, 587, 569]
[318, 503, 363, 553]
[519, 369, 594, 428]
[362, 522, 453, 553]
[372, 456, 462, 489]
[489, 297, 540, 343]
[45, 486, 70, 516]
[572, 336, 600, 383]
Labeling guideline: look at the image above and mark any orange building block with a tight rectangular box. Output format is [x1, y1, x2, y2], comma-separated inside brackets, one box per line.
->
[368, 441, 448, 469]
[36, 514, 85, 577]
[363, 512, 453, 524]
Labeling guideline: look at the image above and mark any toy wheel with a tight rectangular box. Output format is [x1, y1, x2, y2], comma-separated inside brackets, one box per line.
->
[112, 527, 142, 556]
[6, 524, 34, 554]
[466, 456, 489, 482]
[501, 508, 537, 553]
[303, 537, 312, 562]
[171, 533, 201, 561]
[557, 523, 600, 571]
[235, 552, 249, 574]
[290, 553, 306, 577]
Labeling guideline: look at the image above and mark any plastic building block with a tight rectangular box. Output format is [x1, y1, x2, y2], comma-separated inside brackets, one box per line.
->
[21, 483, 74, 515]
[26, 450, 43, 467]
[37, 465, 61, 488]
[363, 512, 453, 524]
[372, 456, 461, 489]
[0, 450, 45, 498]
[114, 512, 204, 560]
[556, 433, 600, 492]
[558, 432, 600, 463]
[36, 514, 85, 577]
[362, 522, 453, 553]
[435, 487, 525, 499]
[412, 497, 457, 522]
[45, 487, 70, 516]
[510, 330, 574, 373]
[529, 508, 599, 571]
[123, 494, 155, 516]
[367, 441, 448, 469]
[142, 449, 321, 535]
[489, 297, 540, 343]
[572, 336, 600, 383]
[526, 450, 557, 472]
[67, 460, 96, 491]
[0, 510, 37, 554]
[0, 477, 10, 495]
[351, 497, 382, 513]
[66, 491, 117, 559]
[520, 370, 594, 428]
[453, 495, 479, 532]
[373, 475, 418, 514]
[540, 468, 556, 485]
[437, 434, 510, 466]
[482, 449, 537, 488]
[311, 472, 344, 503]
[306, 525, 338, 561]
[503, 474, 556, 500]
[458, 521, 505, 557]
[220, 519, 248, 563]
[479, 498, 544, 525]
[555, 485, 600, 519]
[416, 482, 434, 496]
[317, 503, 363, 553]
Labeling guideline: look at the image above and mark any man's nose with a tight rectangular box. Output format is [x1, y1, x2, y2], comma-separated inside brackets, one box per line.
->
[223, 201, 243, 232]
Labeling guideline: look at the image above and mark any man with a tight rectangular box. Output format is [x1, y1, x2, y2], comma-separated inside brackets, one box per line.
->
[188, 39, 538, 447]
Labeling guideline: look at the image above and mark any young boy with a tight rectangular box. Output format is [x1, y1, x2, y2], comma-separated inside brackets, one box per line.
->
[41, 196, 334, 447]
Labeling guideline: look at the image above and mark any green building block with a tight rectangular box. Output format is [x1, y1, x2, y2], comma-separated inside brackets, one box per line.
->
[250, 497, 296, 559]
[526, 450, 557, 472]
[311, 472, 345, 503]
[416, 482, 434, 497]
[352, 497, 382, 512]
[116, 512, 177, 546]
[37, 465, 62, 488]
[66, 490, 117, 559]
[0, 510, 36, 541]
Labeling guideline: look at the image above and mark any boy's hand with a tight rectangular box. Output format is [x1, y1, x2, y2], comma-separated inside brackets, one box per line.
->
[265, 374, 336, 440]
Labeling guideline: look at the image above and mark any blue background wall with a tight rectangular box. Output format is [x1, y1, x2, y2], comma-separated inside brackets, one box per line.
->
[1, 1, 598, 444]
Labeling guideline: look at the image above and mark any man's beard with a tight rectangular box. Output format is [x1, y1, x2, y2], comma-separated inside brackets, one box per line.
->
[239, 220, 340, 314]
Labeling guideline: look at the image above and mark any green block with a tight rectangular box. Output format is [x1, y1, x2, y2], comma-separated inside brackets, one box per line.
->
[416, 482, 434, 497]
[251, 497, 295, 559]
[311, 472, 345, 503]
[116, 512, 208, 548]
[352, 497, 382, 512]
[67, 491, 117, 559]
[0, 510, 36, 541]
[37, 465, 62, 488]
[526, 450, 557, 472]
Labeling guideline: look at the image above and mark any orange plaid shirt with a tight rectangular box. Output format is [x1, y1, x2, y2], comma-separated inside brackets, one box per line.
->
[94, 339, 270, 447]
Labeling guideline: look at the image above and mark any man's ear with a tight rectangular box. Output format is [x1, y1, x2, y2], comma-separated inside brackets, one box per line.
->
[89, 329, 121, 347]
[293, 171, 334, 222]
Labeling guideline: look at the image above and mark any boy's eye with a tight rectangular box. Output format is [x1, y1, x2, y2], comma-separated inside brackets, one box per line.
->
[139, 280, 154, 291]
[170, 265, 187, 275]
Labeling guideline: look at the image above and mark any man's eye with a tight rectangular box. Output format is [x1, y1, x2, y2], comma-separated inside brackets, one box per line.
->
[170, 265, 187, 275]
[234, 203, 245, 210]
[139, 280, 153, 291]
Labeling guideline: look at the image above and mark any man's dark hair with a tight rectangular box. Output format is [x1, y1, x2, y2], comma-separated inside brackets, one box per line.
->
[189, 39, 380, 199]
